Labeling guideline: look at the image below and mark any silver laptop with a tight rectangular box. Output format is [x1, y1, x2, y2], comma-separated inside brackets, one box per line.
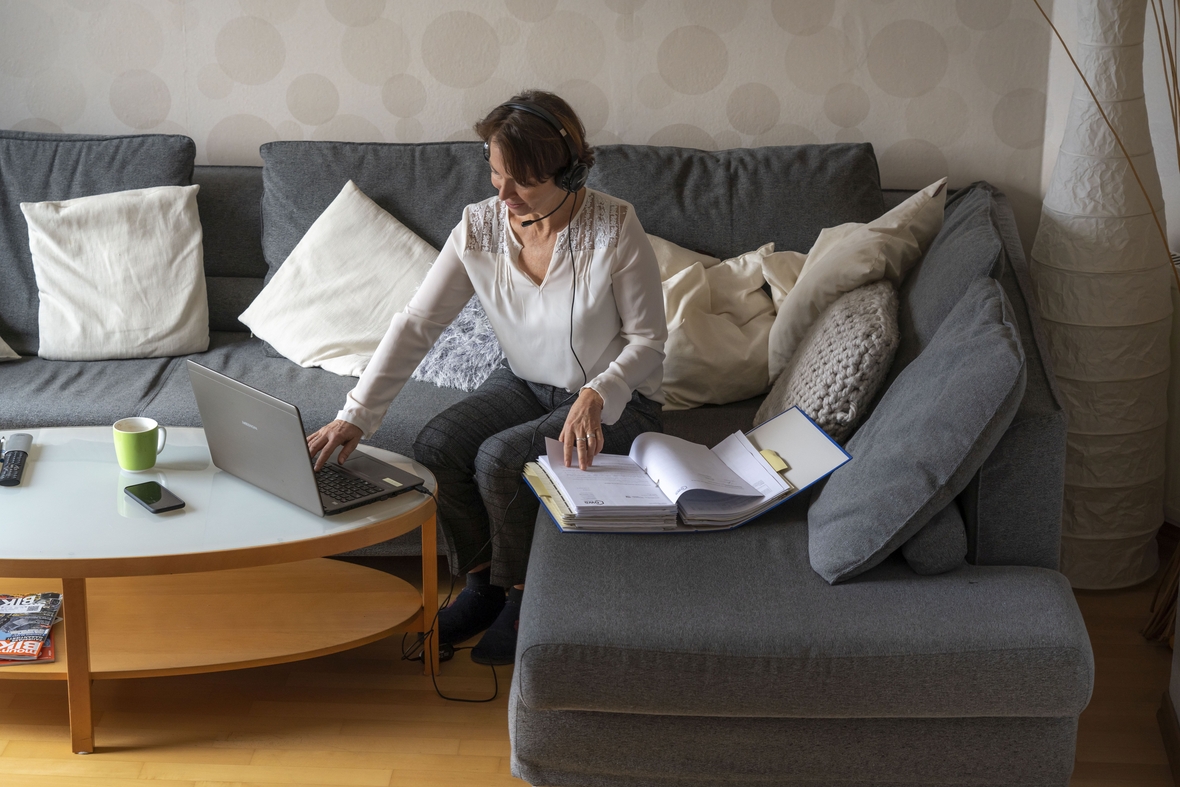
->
[186, 361, 424, 516]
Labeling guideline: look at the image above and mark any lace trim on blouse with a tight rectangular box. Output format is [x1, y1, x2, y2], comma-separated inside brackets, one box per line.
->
[464, 192, 626, 253]
[465, 199, 509, 255]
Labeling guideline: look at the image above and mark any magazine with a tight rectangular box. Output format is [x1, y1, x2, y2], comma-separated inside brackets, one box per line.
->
[0, 630, 55, 667]
[0, 593, 62, 660]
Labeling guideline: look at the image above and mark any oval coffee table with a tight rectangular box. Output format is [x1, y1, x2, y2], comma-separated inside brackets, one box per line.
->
[0, 426, 440, 754]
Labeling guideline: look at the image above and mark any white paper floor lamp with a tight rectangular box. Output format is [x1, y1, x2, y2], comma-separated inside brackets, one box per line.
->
[1032, 0, 1172, 589]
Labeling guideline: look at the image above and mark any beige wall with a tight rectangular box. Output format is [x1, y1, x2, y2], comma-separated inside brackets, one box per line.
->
[0, 0, 1055, 244]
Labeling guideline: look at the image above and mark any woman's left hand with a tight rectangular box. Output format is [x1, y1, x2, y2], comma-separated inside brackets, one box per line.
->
[561, 388, 605, 470]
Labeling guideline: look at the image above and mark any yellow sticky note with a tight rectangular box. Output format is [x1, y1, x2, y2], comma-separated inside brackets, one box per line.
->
[759, 449, 791, 474]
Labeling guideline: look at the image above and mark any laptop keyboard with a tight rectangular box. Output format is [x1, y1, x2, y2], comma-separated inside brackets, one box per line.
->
[315, 464, 385, 504]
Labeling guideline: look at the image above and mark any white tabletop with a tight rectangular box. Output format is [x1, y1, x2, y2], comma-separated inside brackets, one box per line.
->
[0, 426, 435, 573]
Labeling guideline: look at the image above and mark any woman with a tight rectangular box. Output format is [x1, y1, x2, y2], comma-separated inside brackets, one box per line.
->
[307, 91, 666, 665]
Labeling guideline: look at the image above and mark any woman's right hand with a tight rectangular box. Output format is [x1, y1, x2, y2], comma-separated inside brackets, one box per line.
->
[307, 420, 364, 472]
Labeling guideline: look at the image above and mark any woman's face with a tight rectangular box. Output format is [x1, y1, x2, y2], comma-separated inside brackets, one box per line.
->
[487, 139, 565, 220]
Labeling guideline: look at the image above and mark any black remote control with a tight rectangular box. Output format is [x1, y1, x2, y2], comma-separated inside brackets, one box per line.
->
[0, 433, 32, 487]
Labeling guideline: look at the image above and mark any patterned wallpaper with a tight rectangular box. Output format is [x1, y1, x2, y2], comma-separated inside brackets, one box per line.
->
[0, 0, 1055, 243]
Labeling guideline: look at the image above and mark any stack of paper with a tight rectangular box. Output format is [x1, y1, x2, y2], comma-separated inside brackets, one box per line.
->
[523, 407, 852, 534]
[535, 439, 678, 530]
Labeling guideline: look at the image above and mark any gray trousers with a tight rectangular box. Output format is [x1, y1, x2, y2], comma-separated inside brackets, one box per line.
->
[413, 365, 663, 588]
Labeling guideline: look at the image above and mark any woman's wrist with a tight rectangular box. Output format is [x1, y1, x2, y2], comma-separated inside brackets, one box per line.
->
[580, 386, 604, 409]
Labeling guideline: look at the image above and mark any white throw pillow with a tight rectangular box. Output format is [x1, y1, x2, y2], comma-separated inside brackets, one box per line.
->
[765, 178, 947, 381]
[647, 233, 720, 280]
[662, 243, 776, 410]
[21, 185, 208, 361]
[240, 180, 437, 377]
[0, 337, 18, 361]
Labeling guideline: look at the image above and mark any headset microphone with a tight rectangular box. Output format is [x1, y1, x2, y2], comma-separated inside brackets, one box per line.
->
[521, 190, 570, 227]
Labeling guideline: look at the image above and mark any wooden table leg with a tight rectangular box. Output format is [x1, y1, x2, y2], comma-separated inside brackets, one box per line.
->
[61, 578, 94, 754]
[421, 511, 439, 676]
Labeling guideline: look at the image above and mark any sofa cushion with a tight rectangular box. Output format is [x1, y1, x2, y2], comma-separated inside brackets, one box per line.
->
[259, 140, 495, 282]
[754, 280, 898, 442]
[0, 356, 175, 430]
[141, 333, 470, 459]
[902, 500, 969, 575]
[808, 279, 1026, 584]
[193, 166, 267, 333]
[242, 180, 437, 377]
[0, 131, 196, 356]
[895, 183, 1067, 570]
[588, 144, 886, 260]
[661, 395, 766, 448]
[516, 501, 1093, 720]
[893, 185, 1003, 374]
[661, 244, 776, 410]
[23, 185, 209, 361]
[411, 295, 505, 392]
[765, 179, 945, 380]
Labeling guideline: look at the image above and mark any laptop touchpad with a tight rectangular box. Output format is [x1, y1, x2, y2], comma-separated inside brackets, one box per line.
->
[343, 451, 398, 479]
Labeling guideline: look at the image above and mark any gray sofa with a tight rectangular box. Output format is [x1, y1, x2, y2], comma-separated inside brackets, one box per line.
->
[0, 131, 1092, 785]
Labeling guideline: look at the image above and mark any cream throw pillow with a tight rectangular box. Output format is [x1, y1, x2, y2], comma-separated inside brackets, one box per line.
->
[0, 337, 18, 361]
[21, 185, 208, 361]
[662, 243, 776, 410]
[647, 233, 720, 280]
[240, 180, 437, 377]
[765, 178, 947, 381]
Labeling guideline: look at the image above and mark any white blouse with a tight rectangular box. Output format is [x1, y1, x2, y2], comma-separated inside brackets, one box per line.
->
[337, 189, 667, 437]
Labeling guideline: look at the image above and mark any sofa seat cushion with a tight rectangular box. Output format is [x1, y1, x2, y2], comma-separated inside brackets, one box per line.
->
[141, 332, 470, 458]
[0, 355, 174, 430]
[517, 500, 1093, 720]
[660, 395, 765, 448]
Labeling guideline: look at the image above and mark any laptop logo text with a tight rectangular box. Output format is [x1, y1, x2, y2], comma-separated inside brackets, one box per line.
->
[242, 421, 258, 430]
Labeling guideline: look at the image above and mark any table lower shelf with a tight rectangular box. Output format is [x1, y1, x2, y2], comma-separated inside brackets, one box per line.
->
[0, 558, 424, 680]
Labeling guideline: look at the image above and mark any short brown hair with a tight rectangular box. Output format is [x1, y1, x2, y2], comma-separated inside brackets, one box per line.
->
[474, 90, 595, 186]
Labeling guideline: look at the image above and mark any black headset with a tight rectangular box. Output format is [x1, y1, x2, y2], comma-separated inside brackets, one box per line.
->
[482, 101, 590, 194]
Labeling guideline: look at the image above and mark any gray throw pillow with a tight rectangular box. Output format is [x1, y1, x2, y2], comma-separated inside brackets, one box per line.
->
[902, 500, 968, 575]
[0, 131, 196, 356]
[808, 278, 1026, 584]
[412, 296, 506, 391]
[754, 280, 898, 442]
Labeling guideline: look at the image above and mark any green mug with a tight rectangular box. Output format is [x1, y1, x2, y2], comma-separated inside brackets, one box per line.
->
[113, 417, 167, 472]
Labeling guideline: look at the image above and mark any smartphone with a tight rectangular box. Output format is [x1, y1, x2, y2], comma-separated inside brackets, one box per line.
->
[123, 481, 185, 513]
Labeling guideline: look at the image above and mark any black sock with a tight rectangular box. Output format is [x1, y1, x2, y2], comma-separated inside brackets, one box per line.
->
[437, 570, 505, 646]
[471, 586, 523, 666]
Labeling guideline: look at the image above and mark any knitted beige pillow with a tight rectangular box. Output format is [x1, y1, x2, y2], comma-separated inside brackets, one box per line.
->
[754, 280, 899, 443]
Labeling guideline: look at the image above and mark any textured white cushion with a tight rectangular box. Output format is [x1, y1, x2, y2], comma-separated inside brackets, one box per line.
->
[240, 180, 437, 377]
[765, 178, 946, 381]
[0, 337, 17, 361]
[662, 243, 776, 410]
[411, 295, 505, 391]
[755, 281, 899, 443]
[21, 185, 208, 361]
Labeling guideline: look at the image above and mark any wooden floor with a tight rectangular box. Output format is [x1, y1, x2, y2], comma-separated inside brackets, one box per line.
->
[0, 555, 1176, 787]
